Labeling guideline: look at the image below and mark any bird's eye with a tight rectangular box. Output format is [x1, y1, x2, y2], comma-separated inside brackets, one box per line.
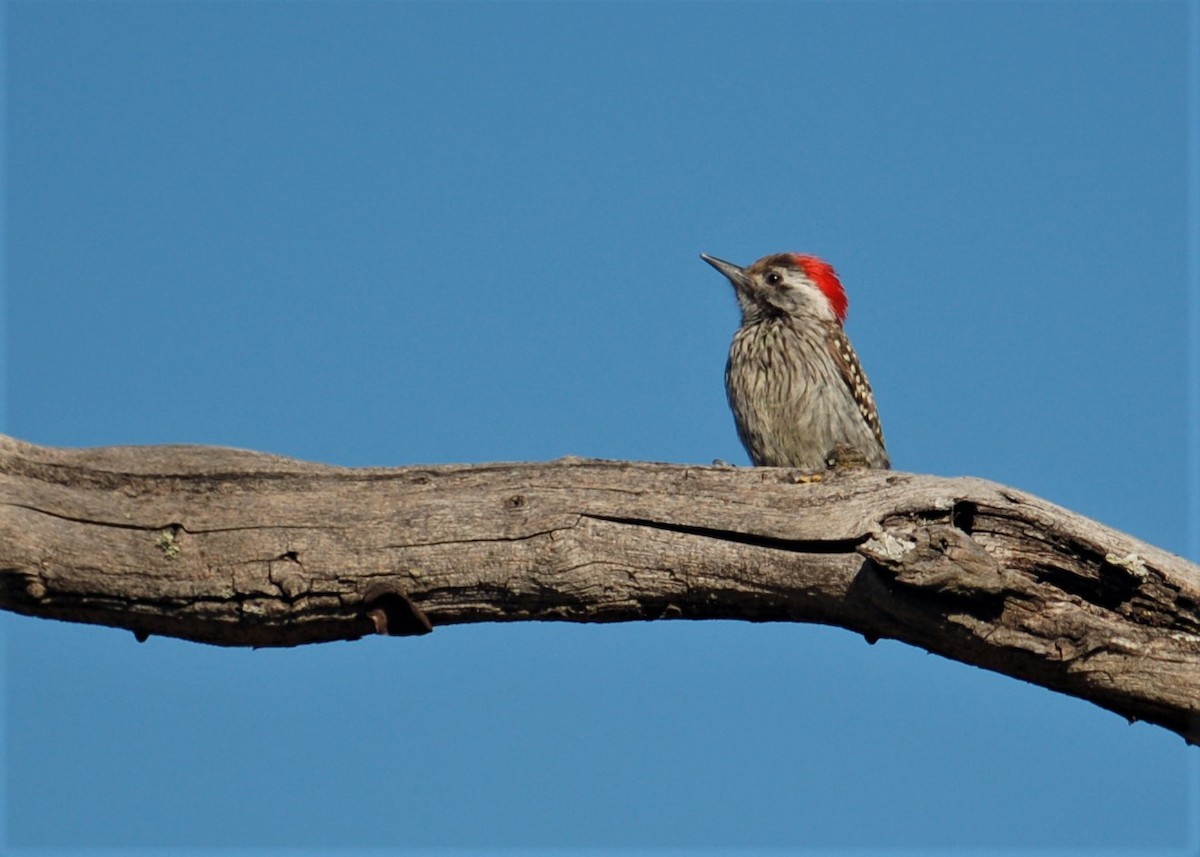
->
[765, 272, 782, 286]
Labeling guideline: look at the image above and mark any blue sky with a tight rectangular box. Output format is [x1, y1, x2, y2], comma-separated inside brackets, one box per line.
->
[3, 0, 1198, 852]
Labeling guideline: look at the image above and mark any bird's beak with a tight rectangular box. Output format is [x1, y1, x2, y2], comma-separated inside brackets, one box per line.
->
[700, 253, 750, 293]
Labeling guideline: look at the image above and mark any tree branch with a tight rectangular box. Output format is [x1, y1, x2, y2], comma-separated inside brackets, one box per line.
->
[2, 434, 1198, 743]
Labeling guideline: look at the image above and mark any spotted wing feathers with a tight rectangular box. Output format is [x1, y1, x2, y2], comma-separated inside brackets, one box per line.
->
[827, 325, 886, 452]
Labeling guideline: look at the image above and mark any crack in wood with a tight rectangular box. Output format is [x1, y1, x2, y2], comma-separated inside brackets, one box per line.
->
[581, 513, 867, 554]
[3, 502, 181, 532]
[380, 525, 577, 551]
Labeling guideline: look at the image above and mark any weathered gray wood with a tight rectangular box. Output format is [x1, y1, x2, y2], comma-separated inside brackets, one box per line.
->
[1, 433, 1198, 743]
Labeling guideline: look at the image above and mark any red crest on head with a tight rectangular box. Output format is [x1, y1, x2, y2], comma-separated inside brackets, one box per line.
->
[793, 254, 848, 324]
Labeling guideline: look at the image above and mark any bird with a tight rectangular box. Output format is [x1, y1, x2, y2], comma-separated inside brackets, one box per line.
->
[700, 252, 889, 471]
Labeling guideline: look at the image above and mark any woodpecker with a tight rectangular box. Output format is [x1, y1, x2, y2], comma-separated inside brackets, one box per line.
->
[701, 252, 889, 470]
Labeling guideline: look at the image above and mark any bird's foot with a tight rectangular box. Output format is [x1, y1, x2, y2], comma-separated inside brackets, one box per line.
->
[824, 443, 872, 471]
[787, 470, 825, 484]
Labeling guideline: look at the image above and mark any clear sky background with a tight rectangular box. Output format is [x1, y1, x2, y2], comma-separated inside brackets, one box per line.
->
[3, 0, 1198, 853]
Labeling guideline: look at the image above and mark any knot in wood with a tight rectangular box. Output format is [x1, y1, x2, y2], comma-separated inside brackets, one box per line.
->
[24, 576, 47, 601]
[859, 524, 1007, 601]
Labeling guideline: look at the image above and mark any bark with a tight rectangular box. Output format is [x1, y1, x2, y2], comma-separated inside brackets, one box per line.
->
[1, 433, 1198, 743]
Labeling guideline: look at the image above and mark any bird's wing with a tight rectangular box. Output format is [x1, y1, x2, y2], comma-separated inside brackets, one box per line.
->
[826, 324, 887, 451]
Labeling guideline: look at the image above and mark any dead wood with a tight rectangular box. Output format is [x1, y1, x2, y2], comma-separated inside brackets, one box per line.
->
[1, 433, 1197, 743]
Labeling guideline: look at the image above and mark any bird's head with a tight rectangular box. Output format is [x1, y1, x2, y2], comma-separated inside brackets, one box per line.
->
[701, 252, 848, 326]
